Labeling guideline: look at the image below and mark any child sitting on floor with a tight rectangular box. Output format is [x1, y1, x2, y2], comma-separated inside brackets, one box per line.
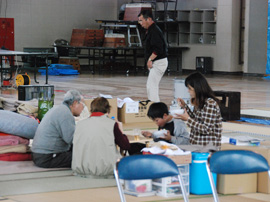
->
[141, 102, 190, 145]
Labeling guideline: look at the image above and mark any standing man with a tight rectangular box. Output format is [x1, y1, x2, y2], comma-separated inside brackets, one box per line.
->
[138, 10, 168, 102]
[32, 90, 84, 168]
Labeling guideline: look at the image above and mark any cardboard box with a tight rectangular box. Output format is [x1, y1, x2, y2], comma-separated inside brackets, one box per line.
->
[257, 141, 270, 194]
[217, 173, 257, 194]
[221, 143, 270, 194]
[84, 98, 117, 119]
[118, 101, 153, 123]
[168, 154, 191, 165]
[143, 152, 191, 165]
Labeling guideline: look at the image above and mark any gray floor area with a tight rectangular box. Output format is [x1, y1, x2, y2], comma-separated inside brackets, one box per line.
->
[0, 169, 116, 196]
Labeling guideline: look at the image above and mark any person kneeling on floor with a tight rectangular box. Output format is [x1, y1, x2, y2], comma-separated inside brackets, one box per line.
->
[31, 90, 84, 168]
[72, 97, 131, 177]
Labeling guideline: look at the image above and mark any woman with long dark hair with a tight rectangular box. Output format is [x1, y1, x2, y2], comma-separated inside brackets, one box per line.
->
[175, 72, 222, 149]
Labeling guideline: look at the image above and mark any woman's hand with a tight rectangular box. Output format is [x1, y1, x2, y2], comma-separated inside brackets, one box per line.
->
[141, 131, 152, 138]
[174, 108, 190, 121]
[177, 98, 186, 108]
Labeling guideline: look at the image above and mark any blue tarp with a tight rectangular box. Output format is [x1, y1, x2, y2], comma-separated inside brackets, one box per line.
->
[38, 64, 79, 76]
[263, 76, 270, 80]
[239, 117, 270, 125]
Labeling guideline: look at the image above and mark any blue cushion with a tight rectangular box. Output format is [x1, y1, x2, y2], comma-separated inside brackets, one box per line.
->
[118, 155, 179, 180]
[0, 110, 39, 139]
[209, 150, 269, 174]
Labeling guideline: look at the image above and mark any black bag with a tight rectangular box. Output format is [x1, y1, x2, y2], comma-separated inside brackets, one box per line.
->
[128, 143, 146, 155]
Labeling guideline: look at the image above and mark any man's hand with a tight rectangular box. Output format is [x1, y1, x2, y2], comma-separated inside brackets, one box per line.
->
[147, 60, 153, 69]
[159, 130, 172, 141]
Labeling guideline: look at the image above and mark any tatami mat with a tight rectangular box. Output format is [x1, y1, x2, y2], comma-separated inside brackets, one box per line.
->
[0, 174, 116, 196]
[5, 187, 270, 202]
[222, 122, 270, 136]
[241, 109, 270, 119]
[0, 161, 69, 175]
[1, 113, 270, 200]
[241, 193, 270, 201]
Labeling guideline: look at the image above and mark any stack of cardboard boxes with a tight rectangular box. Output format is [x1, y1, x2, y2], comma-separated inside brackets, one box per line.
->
[220, 143, 270, 194]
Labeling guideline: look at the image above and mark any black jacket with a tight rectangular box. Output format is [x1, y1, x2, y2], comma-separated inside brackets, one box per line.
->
[143, 23, 168, 61]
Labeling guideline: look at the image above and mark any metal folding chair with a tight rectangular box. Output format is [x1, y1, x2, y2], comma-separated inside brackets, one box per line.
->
[114, 154, 189, 202]
[206, 150, 270, 202]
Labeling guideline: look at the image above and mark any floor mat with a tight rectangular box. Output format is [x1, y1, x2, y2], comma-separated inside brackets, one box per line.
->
[241, 109, 270, 119]
[0, 174, 116, 196]
[222, 122, 270, 136]
[5, 187, 269, 202]
[0, 160, 68, 175]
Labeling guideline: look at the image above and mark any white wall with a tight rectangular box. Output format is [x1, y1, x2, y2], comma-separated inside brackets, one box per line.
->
[215, 0, 241, 72]
[2, 0, 267, 74]
[243, 0, 267, 74]
[181, 0, 267, 74]
[0, 0, 118, 51]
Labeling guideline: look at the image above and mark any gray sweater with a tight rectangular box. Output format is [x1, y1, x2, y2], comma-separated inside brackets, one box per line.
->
[31, 103, 75, 154]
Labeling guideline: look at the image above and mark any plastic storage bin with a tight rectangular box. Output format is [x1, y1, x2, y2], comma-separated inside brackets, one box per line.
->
[152, 164, 190, 197]
[190, 152, 217, 194]
[124, 179, 156, 196]
[124, 179, 152, 193]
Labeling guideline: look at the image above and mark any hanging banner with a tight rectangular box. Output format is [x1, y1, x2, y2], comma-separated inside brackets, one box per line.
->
[267, 0, 270, 74]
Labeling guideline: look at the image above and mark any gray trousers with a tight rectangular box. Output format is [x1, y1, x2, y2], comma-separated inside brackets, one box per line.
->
[32, 150, 72, 168]
[147, 57, 168, 102]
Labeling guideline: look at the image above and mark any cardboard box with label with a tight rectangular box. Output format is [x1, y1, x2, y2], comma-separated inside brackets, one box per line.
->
[84, 98, 117, 119]
[118, 101, 153, 123]
[221, 143, 270, 194]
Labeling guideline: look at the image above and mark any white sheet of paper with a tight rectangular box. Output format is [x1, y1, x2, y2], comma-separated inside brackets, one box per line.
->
[99, 94, 113, 99]
[117, 97, 135, 108]
[141, 141, 191, 155]
[125, 102, 139, 113]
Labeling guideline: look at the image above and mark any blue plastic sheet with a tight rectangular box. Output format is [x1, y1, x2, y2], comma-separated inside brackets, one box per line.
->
[38, 64, 79, 75]
[263, 76, 270, 80]
[239, 117, 270, 125]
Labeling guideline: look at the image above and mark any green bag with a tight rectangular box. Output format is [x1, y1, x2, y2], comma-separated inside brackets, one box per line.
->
[38, 93, 55, 121]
